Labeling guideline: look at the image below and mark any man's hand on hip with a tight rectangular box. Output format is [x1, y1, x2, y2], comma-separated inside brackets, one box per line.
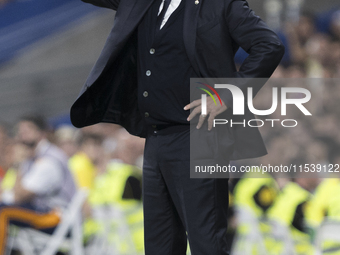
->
[184, 95, 227, 131]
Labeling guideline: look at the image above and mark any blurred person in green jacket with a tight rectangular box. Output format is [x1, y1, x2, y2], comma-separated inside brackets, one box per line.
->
[234, 172, 279, 218]
[307, 177, 340, 255]
[232, 172, 279, 254]
[84, 129, 145, 254]
[268, 175, 319, 255]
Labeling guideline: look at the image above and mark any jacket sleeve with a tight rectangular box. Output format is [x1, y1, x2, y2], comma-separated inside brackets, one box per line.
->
[221, 0, 285, 108]
[81, 0, 120, 10]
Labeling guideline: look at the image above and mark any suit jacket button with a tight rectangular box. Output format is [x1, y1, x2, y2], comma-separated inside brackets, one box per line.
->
[146, 70, 151, 76]
[150, 48, 155, 54]
[143, 91, 149, 97]
[145, 112, 149, 117]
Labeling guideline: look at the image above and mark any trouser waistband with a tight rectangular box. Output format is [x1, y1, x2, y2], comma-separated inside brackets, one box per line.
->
[147, 124, 190, 136]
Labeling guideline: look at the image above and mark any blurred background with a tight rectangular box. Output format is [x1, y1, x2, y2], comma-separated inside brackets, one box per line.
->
[0, 0, 340, 254]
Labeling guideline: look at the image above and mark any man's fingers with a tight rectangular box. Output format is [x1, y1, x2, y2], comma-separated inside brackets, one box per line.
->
[186, 96, 228, 129]
[207, 114, 215, 131]
[187, 106, 202, 121]
[184, 99, 201, 110]
[196, 114, 207, 129]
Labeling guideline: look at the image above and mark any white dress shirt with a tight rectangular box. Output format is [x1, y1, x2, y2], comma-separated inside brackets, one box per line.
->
[21, 140, 63, 197]
[158, 0, 182, 29]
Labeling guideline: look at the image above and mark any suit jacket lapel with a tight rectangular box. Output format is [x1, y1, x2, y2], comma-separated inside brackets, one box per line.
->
[183, 0, 202, 76]
[115, 0, 157, 39]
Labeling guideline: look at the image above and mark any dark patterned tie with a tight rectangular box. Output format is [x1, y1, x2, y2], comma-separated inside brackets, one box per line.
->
[156, 0, 172, 30]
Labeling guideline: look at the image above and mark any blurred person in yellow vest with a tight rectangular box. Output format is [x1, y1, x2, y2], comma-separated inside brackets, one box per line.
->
[306, 178, 339, 228]
[233, 172, 279, 218]
[268, 175, 319, 255]
[69, 133, 105, 190]
[309, 178, 340, 255]
[84, 129, 145, 254]
[232, 172, 279, 254]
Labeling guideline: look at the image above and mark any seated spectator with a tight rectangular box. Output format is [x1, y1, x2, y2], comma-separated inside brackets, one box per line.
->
[0, 115, 76, 255]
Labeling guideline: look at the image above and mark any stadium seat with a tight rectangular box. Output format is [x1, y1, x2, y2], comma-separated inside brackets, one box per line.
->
[6, 188, 88, 255]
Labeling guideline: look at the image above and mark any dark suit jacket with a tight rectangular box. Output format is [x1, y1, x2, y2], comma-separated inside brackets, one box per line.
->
[70, 0, 285, 160]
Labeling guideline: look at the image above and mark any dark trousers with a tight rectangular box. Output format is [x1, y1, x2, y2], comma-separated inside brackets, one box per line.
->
[142, 127, 230, 255]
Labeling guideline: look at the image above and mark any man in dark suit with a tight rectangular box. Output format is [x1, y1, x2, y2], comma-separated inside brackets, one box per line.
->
[71, 0, 284, 254]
